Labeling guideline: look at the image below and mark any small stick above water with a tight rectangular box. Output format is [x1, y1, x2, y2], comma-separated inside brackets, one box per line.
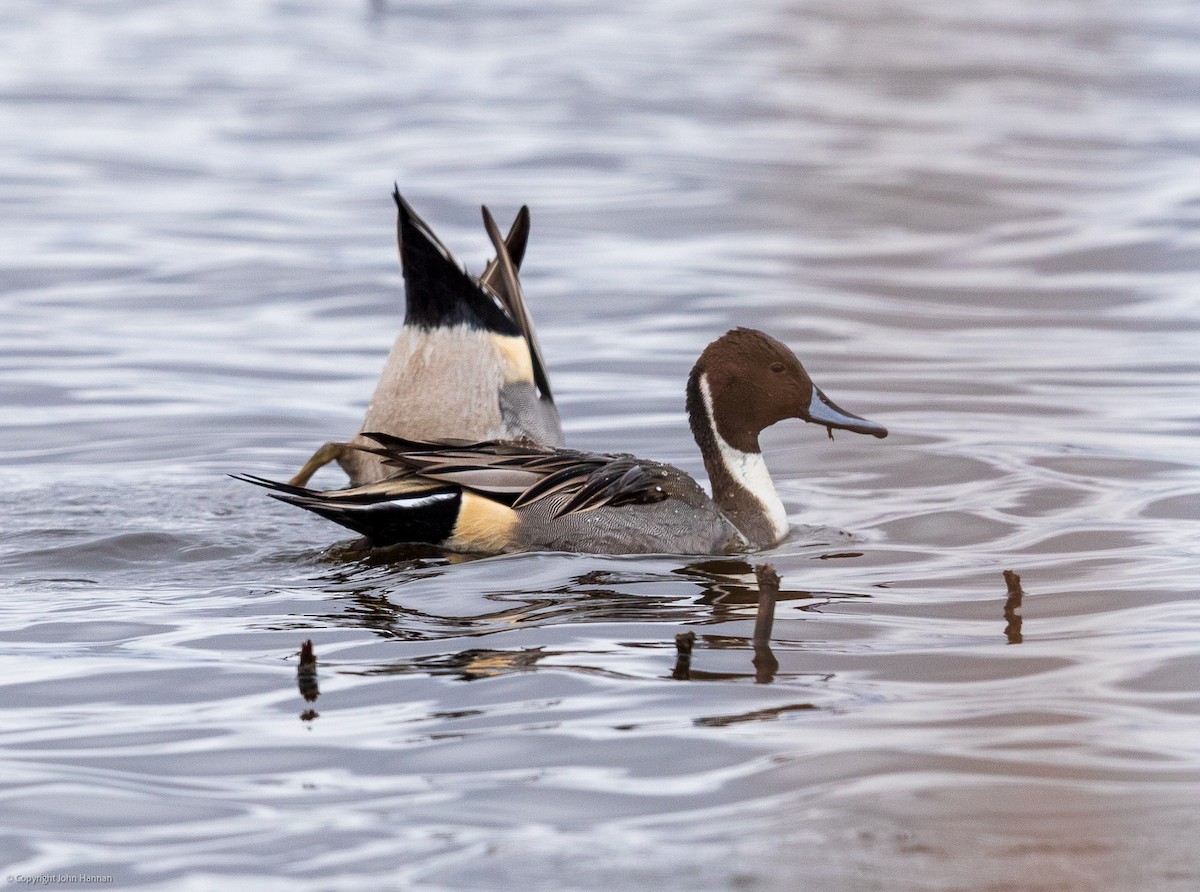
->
[1002, 570, 1024, 645]
[1003, 569, 1023, 598]
[672, 631, 696, 680]
[752, 564, 781, 683]
[753, 564, 780, 647]
[299, 639, 317, 670]
[297, 639, 320, 704]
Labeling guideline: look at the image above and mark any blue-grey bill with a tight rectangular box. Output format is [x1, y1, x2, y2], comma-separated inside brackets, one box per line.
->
[805, 386, 888, 438]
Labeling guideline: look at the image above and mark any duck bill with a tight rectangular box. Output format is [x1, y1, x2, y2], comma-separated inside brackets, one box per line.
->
[803, 385, 888, 438]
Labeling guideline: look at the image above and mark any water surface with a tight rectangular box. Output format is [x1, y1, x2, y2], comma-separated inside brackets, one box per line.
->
[2, 0, 1200, 889]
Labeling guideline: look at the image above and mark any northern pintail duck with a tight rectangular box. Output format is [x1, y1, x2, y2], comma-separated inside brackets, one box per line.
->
[240, 328, 887, 554]
[289, 188, 562, 488]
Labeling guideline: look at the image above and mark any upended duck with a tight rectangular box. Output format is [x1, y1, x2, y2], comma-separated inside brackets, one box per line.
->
[238, 328, 887, 554]
[288, 188, 562, 489]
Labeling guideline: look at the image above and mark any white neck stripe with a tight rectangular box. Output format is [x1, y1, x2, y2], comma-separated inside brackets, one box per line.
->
[698, 374, 788, 542]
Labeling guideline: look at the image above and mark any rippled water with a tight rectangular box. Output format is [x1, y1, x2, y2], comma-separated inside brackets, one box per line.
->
[3, 0, 1200, 888]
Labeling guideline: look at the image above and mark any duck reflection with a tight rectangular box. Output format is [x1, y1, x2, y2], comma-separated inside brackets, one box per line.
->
[343, 645, 553, 681]
[674, 558, 872, 618]
[298, 553, 868, 694]
[311, 555, 829, 636]
[1003, 569, 1024, 644]
[310, 551, 864, 635]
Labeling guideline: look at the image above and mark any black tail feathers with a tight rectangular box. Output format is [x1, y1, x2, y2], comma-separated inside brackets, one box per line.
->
[233, 472, 463, 547]
[392, 187, 521, 336]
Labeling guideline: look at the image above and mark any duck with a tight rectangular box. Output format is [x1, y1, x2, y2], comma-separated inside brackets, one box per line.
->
[238, 328, 887, 555]
[288, 187, 562, 488]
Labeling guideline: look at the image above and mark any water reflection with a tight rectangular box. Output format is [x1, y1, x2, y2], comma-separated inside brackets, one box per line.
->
[672, 563, 784, 683]
[298, 555, 881, 690]
[752, 644, 779, 685]
[694, 702, 816, 728]
[669, 633, 780, 685]
[306, 555, 869, 644]
[351, 646, 550, 681]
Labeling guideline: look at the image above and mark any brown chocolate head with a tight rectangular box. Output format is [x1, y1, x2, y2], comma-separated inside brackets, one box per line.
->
[687, 328, 887, 453]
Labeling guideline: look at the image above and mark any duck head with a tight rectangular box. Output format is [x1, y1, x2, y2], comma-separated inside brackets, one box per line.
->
[688, 328, 887, 451]
[685, 327, 887, 548]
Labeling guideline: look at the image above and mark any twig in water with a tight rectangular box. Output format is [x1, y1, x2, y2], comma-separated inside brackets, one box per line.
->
[672, 631, 696, 680]
[753, 564, 780, 647]
[299, 639, 317, 670]
[297, 639, 320, 705]
[1002, 570, 1024, 645]
[752, 564, 781, 683]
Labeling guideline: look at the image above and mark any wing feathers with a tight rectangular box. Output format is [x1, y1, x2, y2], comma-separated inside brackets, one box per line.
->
[357, 434, 670, 517]
[555, 462, 667, 516]
[239, 437, 674, 547]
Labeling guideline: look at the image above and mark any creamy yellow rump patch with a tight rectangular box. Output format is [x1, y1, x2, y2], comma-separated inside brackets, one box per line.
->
[490, 333, 535, 385]
[449, 492, 520, 553]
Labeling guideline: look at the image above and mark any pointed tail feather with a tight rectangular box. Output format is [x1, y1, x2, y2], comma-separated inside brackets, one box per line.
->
[481, 204, 554, 403]
[361, 431, 486, 453]
[231, 473, 320, 499]
[392, 186, 520, 336]
[480, 204, 530, 287]
[234, 472, 464, 547]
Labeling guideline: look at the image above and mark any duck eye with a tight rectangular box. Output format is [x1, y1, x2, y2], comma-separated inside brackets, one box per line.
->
[770, 362, 785, 373]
